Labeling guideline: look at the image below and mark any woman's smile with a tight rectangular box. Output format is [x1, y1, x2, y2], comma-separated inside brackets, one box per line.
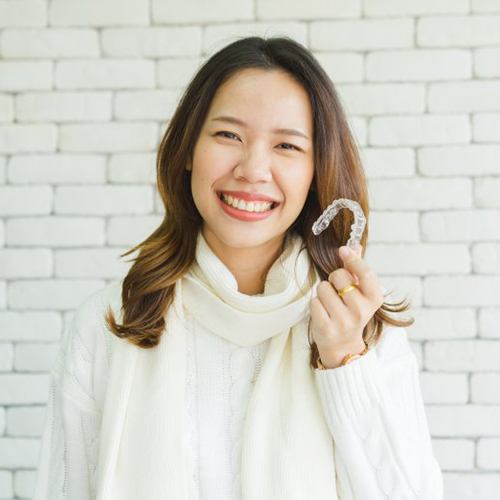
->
[216, 190, 280, 222]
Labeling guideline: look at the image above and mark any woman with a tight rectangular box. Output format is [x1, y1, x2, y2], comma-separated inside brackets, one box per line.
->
[33, 36, 443, 499]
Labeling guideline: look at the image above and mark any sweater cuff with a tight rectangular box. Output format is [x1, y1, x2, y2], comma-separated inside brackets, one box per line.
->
[314, 347, 383, 425]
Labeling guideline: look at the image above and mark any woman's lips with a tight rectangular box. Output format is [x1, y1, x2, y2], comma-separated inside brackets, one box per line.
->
[216, 191, 279, 222]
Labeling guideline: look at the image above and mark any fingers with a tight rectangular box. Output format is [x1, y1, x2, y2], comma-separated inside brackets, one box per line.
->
[338, 245, 383, 303]
[316, 280, 349, 320]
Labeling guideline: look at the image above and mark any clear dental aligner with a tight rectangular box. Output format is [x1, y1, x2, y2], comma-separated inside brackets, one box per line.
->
[311, 198, 366, 249]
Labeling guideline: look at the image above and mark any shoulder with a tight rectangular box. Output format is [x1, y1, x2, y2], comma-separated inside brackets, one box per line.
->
[68, 279, 124, 353]
[372, 324, 415, 362]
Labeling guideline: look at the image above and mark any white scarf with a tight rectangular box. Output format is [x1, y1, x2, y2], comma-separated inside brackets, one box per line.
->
[95, 229, 338, 499]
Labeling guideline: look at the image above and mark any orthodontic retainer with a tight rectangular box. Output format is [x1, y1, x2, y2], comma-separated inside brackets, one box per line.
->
[311, 198, 366, 250]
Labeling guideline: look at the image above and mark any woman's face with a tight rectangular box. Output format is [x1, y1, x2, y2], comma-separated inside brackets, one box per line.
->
[188, 67, 314, 251]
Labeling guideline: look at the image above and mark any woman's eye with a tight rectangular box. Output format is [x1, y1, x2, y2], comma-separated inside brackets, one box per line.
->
[278, 143, 300, 151]
[215, 131, 300, 151]
[215, 131, 239, 140]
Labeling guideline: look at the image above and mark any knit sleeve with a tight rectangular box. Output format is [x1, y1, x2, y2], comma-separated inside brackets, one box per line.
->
[313, 326, 444, 500]
[32, 317, 102, 500]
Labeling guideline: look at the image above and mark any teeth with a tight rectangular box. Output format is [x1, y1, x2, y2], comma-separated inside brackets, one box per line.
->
[220, 193, 274, 213]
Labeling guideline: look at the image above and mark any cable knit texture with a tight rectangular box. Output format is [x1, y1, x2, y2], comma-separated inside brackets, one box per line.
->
[33, 237, 443, 500]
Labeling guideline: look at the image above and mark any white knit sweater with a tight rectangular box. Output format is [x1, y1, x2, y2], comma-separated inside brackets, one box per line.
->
[33, 280, 444, 500]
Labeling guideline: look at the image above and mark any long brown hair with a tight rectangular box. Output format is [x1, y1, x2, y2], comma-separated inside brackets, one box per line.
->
[104, 35, 414, 368]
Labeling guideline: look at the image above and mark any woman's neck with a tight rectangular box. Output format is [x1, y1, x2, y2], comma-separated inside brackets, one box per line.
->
[201, 228, 287, 296]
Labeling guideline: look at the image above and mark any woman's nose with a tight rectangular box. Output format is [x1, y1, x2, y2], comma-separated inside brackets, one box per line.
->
[233, 151, 273, 183]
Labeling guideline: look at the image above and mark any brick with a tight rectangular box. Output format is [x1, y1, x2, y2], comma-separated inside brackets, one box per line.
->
[432, 439, 474, 471]
[421, 372, 468, 403]
[475, 48, 500, 77]
[479, 308, 500, 338]
[8, 154, 106, 184]
[14, 342, 60, 372]
[368, 177, 472, 210]
[443, 473, 500, 500]
[59, 122, 158, 152]
[421, 210, 500, 242]
[54, 185, 153, 214]
[0, 311, 61, 342]
[360, 148, 416, 178]
[108, 153, 155, 183]
[0, 374, 49, 404]
[364, 0, 468, 16]
[258, 0, 361, 21]
[368, 211, 419, 242]
[0, 124, 57, 153]
[107, 215, 162, 245]
[418, 16, 500, 47]
[0, 0, 46, 28]
[153, 0, 253, 23]
[426, 340, 500, 371]
[429, 81, 500, 113]
[6, 217, 105, 247]
[102, 26, 201, 57]
[14, 469, 35, 499]
[348, 116, 367, 145]
[310, 18, 413, 51]
[478, 249, 500, 288]
[204, 23, 307, 55]
[427, 405, 500, 436]
[477, 438, 500, 469]
[408, 307, 476, 340]
[472, 0, 500, 12]
[0, 94, 14, 122]
[424, 276, 500, 307]
[114, 90, 179, 120]
[475, 177, 500, 208]
[0, 282, 5, 309]
[370, 115, 470, 146]
[313, 53, 363, 83]
[365, 243, 469, 275]
[16, 91, 112, 122]
[0, 186, 52, 215]
[0, 437, 39, 468]
[0, 61, 52, 91]
[471, 374, 500, 403]
[6, 406, 46, 437]
[0, 156, 5, 177]
[418, 145, 500, 176]
[473, 113, 500, 142]
[0, 343, 13, 372]
[0, 469, 13, 499]
[0, 249, 52, 278]
[366, 50, 471, 81]
[7, 280, 105, 310]
[55, 60, 155, 89]
[54, 248, 131, 278]
[337, 84, 425, 115]
[2, 29, 99, 58]
[157, 58, 203, 88]
[49, 0, 149, 27]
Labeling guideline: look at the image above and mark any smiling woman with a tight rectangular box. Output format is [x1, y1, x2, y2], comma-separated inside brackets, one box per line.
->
[185, 67, 315, 291]
[32, 35, 443, 500]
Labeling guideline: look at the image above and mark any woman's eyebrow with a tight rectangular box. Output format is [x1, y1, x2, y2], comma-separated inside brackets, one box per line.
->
[210, 115, 310, 140]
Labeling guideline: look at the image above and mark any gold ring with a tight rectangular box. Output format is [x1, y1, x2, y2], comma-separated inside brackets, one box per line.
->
[338, 283, 358, 298]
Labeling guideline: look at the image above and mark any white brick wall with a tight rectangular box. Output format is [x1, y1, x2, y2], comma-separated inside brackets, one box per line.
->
[1, 1, 499, 498]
